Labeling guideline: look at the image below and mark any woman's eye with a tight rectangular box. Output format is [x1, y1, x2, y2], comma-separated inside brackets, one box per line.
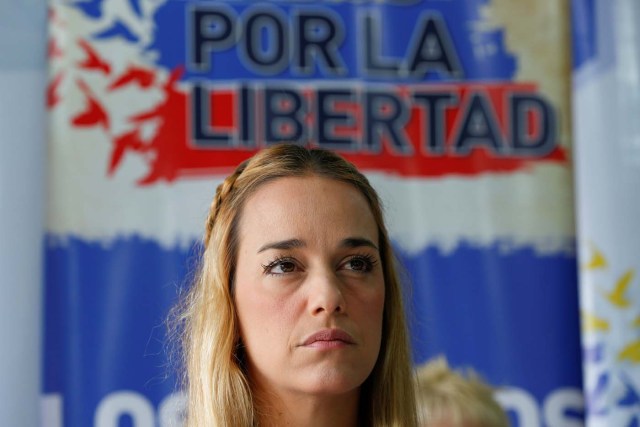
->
[273, 261, 295, 273]
[348, 258, 367, 271]
[263, 258, 297, 275]
[343, 255, 376, 272]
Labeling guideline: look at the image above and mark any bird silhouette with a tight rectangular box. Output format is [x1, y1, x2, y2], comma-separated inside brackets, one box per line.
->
[585, 245, 607, 270]
[582, 311, 610, 333]
[108, 66, 155, 90]
[587, 371, 609, 416]
[48, 38, 63, 59]
[128, 0, 143, 18]
[77, 39, 111, 75]
[70, 0, 103, 20]
[605, 269, 635, 309]
[93, 19, 139, 43]
[109, 129, 145, 175]
[619, 340, 640, 363]
[72, 79, 109, 129]
[583, 342, 605, 364]
[47, 73, 64, 108]
[617, 374, 640, 406]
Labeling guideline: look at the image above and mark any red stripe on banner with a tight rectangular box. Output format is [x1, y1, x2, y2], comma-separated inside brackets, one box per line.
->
[53, 62, 567, 185]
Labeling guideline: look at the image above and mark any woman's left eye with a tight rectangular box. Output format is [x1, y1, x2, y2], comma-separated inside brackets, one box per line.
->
[342, 255, 377, 272]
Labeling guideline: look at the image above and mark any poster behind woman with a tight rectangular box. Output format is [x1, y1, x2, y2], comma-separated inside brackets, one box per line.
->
[45, 1, 581, 425]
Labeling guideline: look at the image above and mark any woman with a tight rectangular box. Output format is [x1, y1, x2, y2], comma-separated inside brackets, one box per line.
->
[174, 144, 417, 426]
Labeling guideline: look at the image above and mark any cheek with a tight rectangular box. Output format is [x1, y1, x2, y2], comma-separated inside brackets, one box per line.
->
[367, 277, 386, 312]
[235, 282, 300, 347]
[369, 283, 386, 343]
[370, 288, 386, 330]
[352, 282, 385, 333]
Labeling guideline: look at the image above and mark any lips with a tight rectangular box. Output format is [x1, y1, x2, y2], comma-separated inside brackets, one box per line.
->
[302, 328, 355, 346]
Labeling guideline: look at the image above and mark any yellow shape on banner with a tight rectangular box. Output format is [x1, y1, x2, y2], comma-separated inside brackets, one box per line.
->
[582, 311, 610, 332]
[633, 316, 640, 328]
[619, 340, 640, 363]
[585, 246, 607, 270]
[605, 270, 635, 309]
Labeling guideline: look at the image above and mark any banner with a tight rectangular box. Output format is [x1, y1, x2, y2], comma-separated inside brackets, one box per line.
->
[573, 1, 640, 426]
[45, 1, 582, 425]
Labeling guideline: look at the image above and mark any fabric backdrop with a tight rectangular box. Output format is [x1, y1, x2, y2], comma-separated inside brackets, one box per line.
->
[573, 0, 640, 426]
[44, 1, 582, 426]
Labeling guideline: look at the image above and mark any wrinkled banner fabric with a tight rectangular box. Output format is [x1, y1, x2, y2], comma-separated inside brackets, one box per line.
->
[45, 1, 582, 426]
[573, 1, 640, 426]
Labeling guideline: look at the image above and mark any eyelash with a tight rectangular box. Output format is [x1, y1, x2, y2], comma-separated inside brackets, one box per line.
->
[261, 256, 297, 276]
[261, 253, 378, 276]
[345, 253, 378, 273]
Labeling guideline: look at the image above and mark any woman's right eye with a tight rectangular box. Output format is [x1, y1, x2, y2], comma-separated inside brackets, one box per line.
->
[262, 258, 297, 275]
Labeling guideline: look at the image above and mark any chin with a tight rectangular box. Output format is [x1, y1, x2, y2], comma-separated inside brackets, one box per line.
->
[302, 368, 370, 396]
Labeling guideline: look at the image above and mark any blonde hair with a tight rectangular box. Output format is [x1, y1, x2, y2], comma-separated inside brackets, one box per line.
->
[173, 144, 417, 426]
[415, 357, 508, 427]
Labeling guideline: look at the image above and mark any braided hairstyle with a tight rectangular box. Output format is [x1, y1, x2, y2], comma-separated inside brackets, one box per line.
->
[176, 144, 417, 427]
[203, 160, 249, 248]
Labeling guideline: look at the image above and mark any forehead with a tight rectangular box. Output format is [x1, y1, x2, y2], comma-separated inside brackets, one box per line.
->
[238, 176, 379, 247]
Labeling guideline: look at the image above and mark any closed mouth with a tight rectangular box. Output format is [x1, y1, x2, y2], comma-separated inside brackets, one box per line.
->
[302, 328, 355, 346]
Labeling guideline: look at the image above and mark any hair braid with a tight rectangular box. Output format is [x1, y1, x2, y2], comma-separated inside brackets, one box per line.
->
[203, 160, 248, 247]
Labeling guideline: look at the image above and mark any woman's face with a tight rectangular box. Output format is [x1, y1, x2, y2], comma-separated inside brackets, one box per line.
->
[234, 175, 385, 399]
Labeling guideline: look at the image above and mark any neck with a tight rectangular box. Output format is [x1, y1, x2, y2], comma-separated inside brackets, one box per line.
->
[254, 388, 360, 427]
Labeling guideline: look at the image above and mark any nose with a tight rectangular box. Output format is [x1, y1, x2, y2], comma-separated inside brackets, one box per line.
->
[308, 268, 346, 315]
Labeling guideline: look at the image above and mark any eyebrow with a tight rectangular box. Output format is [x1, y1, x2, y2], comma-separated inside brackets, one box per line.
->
[258, 239, 305, 253]
[340, 237, 379, 251]
[257, 237, 378, 253]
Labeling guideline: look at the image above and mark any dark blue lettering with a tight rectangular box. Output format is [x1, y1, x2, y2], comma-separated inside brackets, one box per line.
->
[240, 85, 256, 147]
[413, 91, 458, 154]
[191, 84, 232, 147]
[364, 91, 412, 154]
[316, 89, 357, 150]
[362, 12, 401, 77]
[264, 88, 305, 144]
[295, 12, 346, 76]
[509, 94, 556, 156]
[190, 6, 236, 72]
[453, 92, 503, 154]
[241, 9, 288, 74]
[406, 13, 463, 78]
